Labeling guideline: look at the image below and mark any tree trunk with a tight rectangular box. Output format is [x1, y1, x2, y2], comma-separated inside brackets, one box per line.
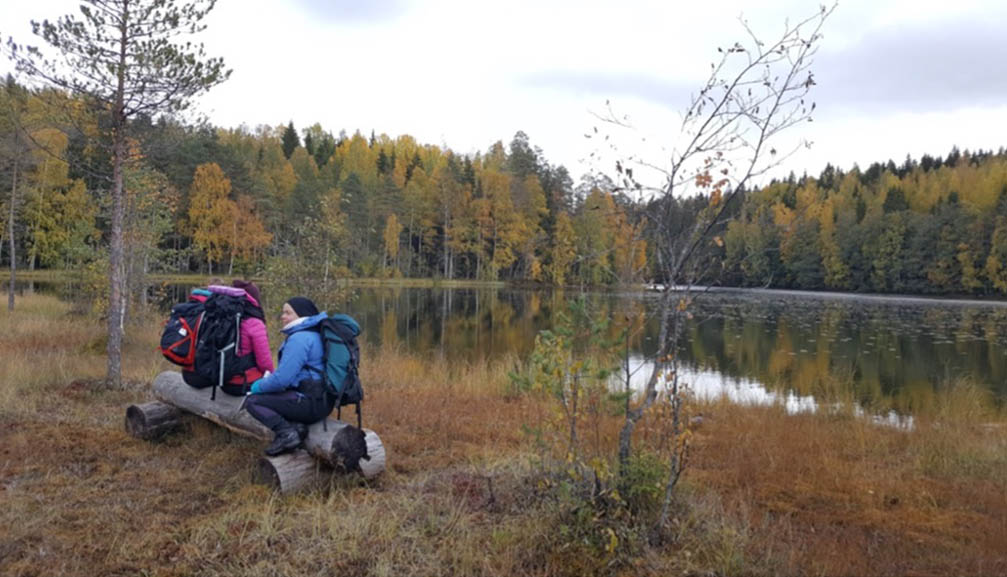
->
[323, 243, 330, 291]
[140, 252, 148, 308]
[8, 129, 17, 312]
[618, 290, 676, 467]
[149, 371, 385, 478]
[106, 6, 129, 388]
[442, 210, 450, 279]
[106, 135, 126, 387]
[406, 211, 414, 277]
[123, 212, 136, 326]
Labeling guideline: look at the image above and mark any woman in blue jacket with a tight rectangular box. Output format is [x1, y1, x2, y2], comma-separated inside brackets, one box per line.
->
[245, 296, 352, 456]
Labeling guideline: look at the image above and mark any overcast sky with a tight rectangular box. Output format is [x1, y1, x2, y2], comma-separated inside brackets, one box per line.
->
[3, 0, 1007, 187]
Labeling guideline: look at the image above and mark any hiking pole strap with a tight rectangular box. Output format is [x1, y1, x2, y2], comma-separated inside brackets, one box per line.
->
[214, 343, 234, 402]
[215, 349, 225, 401]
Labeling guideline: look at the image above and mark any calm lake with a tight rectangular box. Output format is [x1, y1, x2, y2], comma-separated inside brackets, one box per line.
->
[22, 280, 1007, 417]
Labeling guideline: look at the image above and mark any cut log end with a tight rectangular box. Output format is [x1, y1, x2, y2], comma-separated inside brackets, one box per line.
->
[331, 425, 368, 471]
[125, 401, 184, 440]
[327, 426, 386, 479]
[255, 450, 322, 493]
[359, 430, 386, 479]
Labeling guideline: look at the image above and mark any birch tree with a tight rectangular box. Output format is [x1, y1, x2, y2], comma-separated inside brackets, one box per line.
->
[598, 5, 835, 531]
[0, 77, 32, 311]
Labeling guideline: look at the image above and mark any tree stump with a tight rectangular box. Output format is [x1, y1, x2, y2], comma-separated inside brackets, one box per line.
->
[136, 371, 386, 485]
[125, 400, 184, 440]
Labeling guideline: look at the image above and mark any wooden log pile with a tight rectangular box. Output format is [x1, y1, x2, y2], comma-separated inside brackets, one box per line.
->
[126, 371, 386, 492]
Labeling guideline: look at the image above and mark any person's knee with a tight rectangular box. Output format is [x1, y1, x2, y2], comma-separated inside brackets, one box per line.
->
[245, 395, 269, 416]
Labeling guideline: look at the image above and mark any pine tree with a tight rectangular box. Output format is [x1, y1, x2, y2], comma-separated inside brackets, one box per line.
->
[303, 132, 315, 157]
[9, 0, 229, 386]
[281, 121, 300, 159]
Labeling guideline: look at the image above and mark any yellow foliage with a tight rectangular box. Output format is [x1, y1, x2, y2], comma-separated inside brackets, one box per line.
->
[188, 162, 235, 270]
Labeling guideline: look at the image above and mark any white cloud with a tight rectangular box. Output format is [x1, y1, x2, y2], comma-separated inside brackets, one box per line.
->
[3, 0, 1005, 188]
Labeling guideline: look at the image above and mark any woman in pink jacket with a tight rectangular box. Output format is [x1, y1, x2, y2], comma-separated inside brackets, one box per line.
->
[218, 280, 274, 395]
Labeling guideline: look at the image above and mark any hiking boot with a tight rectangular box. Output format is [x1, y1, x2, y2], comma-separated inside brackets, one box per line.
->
[292, 422, 309, 441]
[264, 428, 302, 456]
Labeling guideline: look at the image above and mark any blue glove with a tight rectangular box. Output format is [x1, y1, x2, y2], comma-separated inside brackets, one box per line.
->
[249, 380, 263, 395]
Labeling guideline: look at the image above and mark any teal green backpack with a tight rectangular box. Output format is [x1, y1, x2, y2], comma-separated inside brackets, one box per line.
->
[318, 316, 363, 428]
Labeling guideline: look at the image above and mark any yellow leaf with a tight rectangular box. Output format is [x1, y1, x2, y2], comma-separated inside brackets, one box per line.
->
[605, 528, 619, 553]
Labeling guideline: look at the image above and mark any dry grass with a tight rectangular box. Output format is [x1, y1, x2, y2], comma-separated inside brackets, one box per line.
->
[670, 397, 1007, 576]
[1, 293, 1005, 576]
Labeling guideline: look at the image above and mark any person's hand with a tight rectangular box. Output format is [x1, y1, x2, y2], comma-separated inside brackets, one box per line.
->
[249, 380, 263, 395]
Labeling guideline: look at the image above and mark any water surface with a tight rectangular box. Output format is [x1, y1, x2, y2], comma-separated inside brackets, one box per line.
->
[18, 279, 1007, 415]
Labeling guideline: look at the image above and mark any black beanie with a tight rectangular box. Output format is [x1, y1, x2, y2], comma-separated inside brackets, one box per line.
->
[286, 296, 319, 318]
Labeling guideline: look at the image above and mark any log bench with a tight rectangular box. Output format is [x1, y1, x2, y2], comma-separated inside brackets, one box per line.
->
[126, 371, 386, 492]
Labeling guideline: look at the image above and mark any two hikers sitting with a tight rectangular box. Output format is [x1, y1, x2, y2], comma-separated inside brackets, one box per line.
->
[162, 284, 362, 457]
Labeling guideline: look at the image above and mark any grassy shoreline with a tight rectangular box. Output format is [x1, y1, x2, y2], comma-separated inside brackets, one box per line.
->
[18, 268, 1007, 301]
[1, 293, 1004, 576]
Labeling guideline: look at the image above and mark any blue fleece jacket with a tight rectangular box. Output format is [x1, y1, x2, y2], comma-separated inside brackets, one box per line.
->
[251, 312, 328, 394]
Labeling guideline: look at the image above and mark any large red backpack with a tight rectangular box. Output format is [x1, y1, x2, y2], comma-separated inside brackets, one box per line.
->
[159, 289, 264, 399]
[159, 298, 204, 369]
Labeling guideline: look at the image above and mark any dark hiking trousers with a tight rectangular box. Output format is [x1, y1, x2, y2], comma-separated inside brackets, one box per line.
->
[245, 380, 335, 432]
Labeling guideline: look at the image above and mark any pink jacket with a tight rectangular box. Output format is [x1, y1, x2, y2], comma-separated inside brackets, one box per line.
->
[238, 314, 274, 374]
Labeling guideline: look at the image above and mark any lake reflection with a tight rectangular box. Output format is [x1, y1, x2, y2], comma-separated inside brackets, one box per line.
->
[20, 280, 1007, 415]
[320, 286, 1005, 413]
[342, 287, 1007, 414]
[679, 292, 1007, 414]
[623, 356, 916, 429]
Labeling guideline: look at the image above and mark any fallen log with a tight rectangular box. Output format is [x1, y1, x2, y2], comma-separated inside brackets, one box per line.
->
[130, 371, 386, 482]
[127, 399, 331, 493]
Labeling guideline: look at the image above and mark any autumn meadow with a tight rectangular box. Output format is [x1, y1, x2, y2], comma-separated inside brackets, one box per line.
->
[3, 1, 1007, 575]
